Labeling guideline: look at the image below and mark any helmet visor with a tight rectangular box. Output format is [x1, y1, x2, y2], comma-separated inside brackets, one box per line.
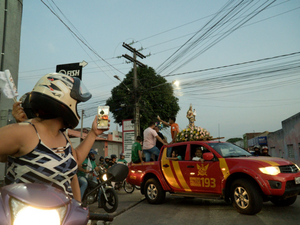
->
[70, 77, 92, 102]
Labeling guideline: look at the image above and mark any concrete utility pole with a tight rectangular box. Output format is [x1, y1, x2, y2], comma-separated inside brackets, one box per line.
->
[0, 0, 23, 185]
[122, 43, 146, 138]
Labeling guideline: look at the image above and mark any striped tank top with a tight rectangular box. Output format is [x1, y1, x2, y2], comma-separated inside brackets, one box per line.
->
[5, 122, 78, 198]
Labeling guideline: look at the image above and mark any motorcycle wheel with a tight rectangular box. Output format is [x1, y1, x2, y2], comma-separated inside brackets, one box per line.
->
[135, 185, 141, 190]
[100, 188, 118, 213]
[123, 181, 135, 194]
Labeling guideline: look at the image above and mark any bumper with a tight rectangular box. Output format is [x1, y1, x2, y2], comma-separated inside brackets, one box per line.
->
[264, 172, 300, 197]
[283, 180, 300, 197]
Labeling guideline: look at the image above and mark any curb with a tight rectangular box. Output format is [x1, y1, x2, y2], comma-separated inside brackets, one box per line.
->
[113, 196, 146, 218]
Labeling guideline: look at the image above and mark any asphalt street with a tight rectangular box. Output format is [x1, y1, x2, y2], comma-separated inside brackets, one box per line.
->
[110, 193, 300, 225]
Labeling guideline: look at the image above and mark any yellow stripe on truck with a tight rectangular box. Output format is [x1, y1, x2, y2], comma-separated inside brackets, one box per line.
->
[161, 148, 181, 189]
[248, 158, 280, 166]
[172, 161, 192, 192]
[219, 158, 230, 180]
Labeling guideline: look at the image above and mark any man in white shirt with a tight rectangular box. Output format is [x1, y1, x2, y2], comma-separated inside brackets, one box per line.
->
[143, 121, 168, 162]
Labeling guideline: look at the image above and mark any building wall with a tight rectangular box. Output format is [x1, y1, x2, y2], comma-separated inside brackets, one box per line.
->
[0, 0, 23, 123]
[282, 113, 300, 164]
[92, 141, 105, 163]
[268, 129, 284, 158]
[0, 0, 23, 183]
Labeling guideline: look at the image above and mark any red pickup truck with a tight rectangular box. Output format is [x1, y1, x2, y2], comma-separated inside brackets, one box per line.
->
[127, 141, 300, 215]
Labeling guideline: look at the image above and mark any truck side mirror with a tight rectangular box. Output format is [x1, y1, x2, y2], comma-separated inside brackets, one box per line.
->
[203, 152, 214, 161]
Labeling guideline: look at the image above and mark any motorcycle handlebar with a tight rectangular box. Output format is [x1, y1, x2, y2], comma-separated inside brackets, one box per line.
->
[89, 213, 114, 222]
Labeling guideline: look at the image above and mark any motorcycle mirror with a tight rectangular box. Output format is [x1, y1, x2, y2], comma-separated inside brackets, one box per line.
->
[107, 164, 129, 182]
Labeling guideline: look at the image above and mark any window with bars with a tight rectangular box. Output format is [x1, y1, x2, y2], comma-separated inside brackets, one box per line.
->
[287, 144, 295, 158]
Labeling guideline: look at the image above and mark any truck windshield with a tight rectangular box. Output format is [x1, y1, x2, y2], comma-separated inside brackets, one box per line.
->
[207, 143, 252, 158]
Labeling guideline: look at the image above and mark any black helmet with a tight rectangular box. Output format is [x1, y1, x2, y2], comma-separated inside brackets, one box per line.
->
[253, 145, 260, 150]
[29, 73, 92, 129]
[111, 154, 117, 159]
[19, 92, 36, 119]
[100, 156, 104, 160]
[88, 149, 97, 161]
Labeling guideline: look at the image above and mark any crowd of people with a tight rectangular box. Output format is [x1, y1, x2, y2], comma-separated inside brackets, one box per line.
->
[77, 151, 126, 208]
[130, 116, 181, 163]
[252, 145, 271, 156]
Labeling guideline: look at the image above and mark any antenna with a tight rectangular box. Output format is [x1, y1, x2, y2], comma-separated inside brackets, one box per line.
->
[218, 124, 221, 142]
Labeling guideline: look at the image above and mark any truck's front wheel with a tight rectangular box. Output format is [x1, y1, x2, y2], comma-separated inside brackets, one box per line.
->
[230, 178, 263, 215]
[144, 178, 165, 204]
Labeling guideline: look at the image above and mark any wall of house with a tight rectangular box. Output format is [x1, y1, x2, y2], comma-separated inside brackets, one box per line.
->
[268, 129, 284, 158]
[282, 113, 300, 165]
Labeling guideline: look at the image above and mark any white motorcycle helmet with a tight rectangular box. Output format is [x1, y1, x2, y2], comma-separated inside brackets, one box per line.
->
[29, 73, 91, 129]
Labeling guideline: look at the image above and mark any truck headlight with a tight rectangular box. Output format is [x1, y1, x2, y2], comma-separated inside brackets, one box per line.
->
[259, 166, 280, 175]
[11, 198, 66, 225]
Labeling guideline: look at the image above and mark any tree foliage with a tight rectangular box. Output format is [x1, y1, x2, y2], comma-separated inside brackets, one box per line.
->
[106, 66, 180, 131]
[226, 137, 243, 143]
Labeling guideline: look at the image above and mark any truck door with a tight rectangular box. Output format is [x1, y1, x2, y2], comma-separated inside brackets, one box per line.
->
[183, 144, 223, 194]
[161, 144, 192, 192]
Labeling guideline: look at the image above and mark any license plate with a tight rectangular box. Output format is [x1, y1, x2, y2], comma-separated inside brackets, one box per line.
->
[295, 177, 300, 184]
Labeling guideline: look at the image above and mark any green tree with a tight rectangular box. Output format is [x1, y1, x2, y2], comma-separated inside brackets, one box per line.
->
[106, 66, 180, 131]
[226, 137, 243, 143]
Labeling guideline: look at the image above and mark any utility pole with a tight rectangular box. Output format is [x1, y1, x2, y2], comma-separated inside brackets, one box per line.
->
[122, 42, 146, 138]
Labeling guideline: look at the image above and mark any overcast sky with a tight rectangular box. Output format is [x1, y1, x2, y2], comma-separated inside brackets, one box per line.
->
[17, 0, 300, 141]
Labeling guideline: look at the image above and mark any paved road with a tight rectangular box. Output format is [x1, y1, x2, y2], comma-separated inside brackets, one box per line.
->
[112, 193, 300, 225]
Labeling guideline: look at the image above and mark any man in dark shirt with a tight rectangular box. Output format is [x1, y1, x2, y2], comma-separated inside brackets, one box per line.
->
[154, 124, 165, 160]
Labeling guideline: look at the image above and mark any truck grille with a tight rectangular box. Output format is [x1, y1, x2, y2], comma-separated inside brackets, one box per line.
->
[279, 165, 299, 173]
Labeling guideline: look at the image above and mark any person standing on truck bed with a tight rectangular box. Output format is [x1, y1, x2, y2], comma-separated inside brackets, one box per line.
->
[154, 123, 166, 161]
[143, 121, 168, 162]
[131, 136, 144, 164]
[157, 116, 180, 144]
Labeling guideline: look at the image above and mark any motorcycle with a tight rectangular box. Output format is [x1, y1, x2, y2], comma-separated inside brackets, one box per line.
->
[0, 164, 128, 225]
[113, 162, 138, 194]
[81, 164, 103, 207]
[113, 177, 141, 194]
[82, 163, 128, 213]
[0, 183, 113, 225]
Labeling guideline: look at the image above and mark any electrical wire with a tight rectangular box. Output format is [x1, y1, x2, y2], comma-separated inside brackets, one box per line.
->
[155, 0, 277, 75]
[40, 0, 124, 79]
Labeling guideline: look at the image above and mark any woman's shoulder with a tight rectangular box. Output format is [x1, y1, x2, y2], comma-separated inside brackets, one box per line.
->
[9, 122, 37, 137]
[1, 121, 31, 131]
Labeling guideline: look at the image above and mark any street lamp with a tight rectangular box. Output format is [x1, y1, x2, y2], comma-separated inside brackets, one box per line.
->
[172, 80, 180, 87]
[113, 75, 131, 91]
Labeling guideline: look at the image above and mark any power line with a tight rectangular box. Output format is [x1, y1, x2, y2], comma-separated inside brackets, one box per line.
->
[156, 0, 277, 75]
[163, 51, 300, 77]
[40, 0, 124, 77]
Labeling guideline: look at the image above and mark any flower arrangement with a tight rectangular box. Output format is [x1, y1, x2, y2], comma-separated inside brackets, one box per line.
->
[175, 126, 213, 142]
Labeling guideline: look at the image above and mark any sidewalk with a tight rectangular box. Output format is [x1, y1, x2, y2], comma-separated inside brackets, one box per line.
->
[88, 188, 145, 217]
